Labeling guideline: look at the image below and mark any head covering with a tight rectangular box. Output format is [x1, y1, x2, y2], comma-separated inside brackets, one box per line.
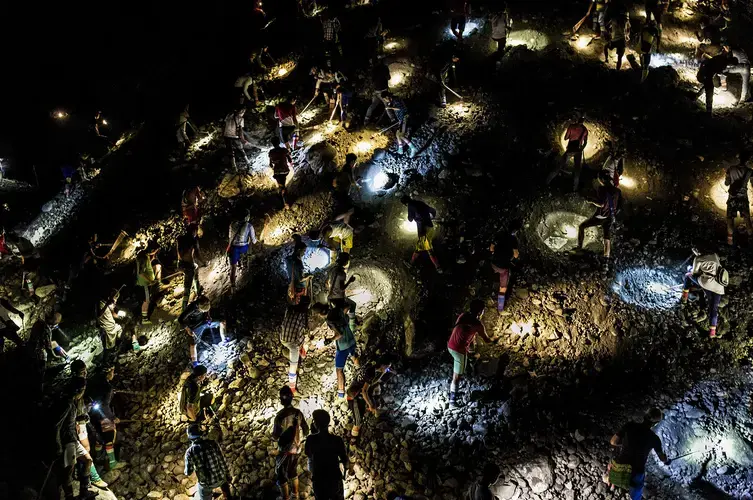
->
[187, 423, 203, 440]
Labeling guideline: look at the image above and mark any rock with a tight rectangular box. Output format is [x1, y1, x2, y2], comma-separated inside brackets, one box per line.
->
[574, 429, 586, 442]
[491, 481, 519, 500]
[515, 457, 554, 493]
[146, 492, 163, 499]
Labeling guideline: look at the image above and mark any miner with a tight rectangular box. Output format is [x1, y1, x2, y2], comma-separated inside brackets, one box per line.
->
[223, 108, 249, 170]
[724, 151, 753, 245]
[608, 408, 669, 499]
[234, 72, 259, 106]
[287, 241, 310, 305]
[603, 8, 630, 71]
[179, 296, 228, 364]
[88, 363, 126, 472]
[681, 251, 726, 338]
[327, 300, 360, 399]
[272, 386, 309, 500]
[401, 195, 441, 272]
[333, 83, 353, 125]
[332, 153, 359, 214]
[318, 220, 354, 264]
[97, 288, 139, 362]
[364, 62, 395, 125]
[135, 244, 161, 325]
[490, 4, 513, 59]
[184, 423, 234, 500]
[305, 409, 349, 500]
[227, 209, 258, 292]
[275, 98, 299, 150]
[546, 114, 588, 191]
[321, 11, 343, 57]
[311, 66, 348, 116]
[327, 253, 358, 324]
[447, 299, 493, 407]
[489, 221, 520, 313]
[590, 0, 608, 38]
[577, 170, 621, 271]
[448, 0, 471, 41]
[383, 92, 417, 157]
[429, 45, 460, 108]
[176, 104, 199, 149]
[467, 463, 501, 500]
[639, 21, 660, 83]
[280, 300, 327, 394]
[181, 185, 204, 226]
[725, 47, 750, 104]
[696, 48, 733, 114]
[347, 356, 394, 442]
[179, 364, 208, 423]
[601, 142, 625, 187]
[269, 137, 294, 209]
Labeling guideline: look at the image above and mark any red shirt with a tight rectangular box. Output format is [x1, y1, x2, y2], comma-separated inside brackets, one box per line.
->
[275, 103, 297, 125]
[564, 124, 588, 146]
[447, 313, 485, 353]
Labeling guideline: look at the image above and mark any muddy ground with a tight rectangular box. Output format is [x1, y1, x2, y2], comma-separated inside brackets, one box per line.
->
[2, 0, 753, 499]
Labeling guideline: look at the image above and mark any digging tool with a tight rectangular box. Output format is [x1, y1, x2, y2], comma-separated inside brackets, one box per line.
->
[442, 81, 464, 100]
[113, 389, 148, 396]
[573, 4, 593, 34]
[160, 271, 185, 283]
[370, 121, 400, 140]
[300, 95, 318, 116]
[103, 230, 130, 259]
[669, 450, 702, 460]
[114, 418, 157, 424]
[36, 460, 57, 500]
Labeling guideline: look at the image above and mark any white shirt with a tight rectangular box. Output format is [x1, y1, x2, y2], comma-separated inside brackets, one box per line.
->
[692, 254, 725, 295]
[234, 75, 254, 100]
[229, 221, 258, 247]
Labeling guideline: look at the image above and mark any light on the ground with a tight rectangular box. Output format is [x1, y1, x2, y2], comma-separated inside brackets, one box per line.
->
[310, 132, 324, 145]
[389, 72, 404, 86]
[354, 141, 373, 154]
[54, 110, 68, 119]
[348, 287, 375, 308]
[449, 103, 469, 116]
[400, 219, 415, 233]
[447, 21, 478, 38]
[345, 265, 393, 312]
[507, 30, 549, 50]
[303, 247, 330, 272]
[117, 310, 127, 318]
[385, 41, 399, 50]
[575, 36, 592, 50]
[372, 171, 389, 190]
[648, 53, 698, 82]
[620, 176, 636, 188]
[697, 88, 738, 109]
[511, 320, 534, 336]
[612, 267, 682, 310]
[102, 119, 108, 126]
[191, 132, 215, 152]
[562, 224, 578, 239]
[710, 177, 753, 211]
[278, 68, 288, 76]
[536, 211, 592, 252]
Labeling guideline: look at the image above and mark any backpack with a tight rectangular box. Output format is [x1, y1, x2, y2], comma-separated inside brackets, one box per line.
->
[716, 267, 730, 287]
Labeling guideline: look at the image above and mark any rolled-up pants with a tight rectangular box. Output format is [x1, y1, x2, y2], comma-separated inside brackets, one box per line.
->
[684, 273, 722, 327]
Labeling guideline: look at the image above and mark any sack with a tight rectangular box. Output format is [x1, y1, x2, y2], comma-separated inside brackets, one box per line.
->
[607, 461, 632, 490]
[716, 267, 729, 287]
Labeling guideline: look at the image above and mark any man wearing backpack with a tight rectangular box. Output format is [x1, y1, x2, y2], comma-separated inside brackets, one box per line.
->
[272, 386, 309, 500]
[608, 408, 669, 499]
[682, 252, 726, 338]
[577, 170, 621, 271]
[724, 150, 753, 246]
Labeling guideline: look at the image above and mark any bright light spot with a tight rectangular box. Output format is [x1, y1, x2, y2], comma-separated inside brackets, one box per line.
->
[612, 267, 682, 310]
[278, 68, 288, 76]
[117, 310, 127, 318]
[511, 320, 534, 336]
[710, 177, 753, 211]
[348, 287, 375, 307]
[354, 141, 373, 154]
[649, 53, 699, 82]
[389, 72, 404, 86]
[345, 265, 393, 312]
[303, 247, 330, 272]
[102, 119, 108, 126]
[310, 132, 324, 145]
[637, 8, 646, 17]
[385, 42, 399, 50]
[190, 132, 215, 152]
[620, 176, 636, 188]
[507, 30, 549, 50]
[314, 339, 325, 350]
[697, 88, 738, 109]
[372, 171, 389, 190]
[400, 219, 415, 234]
[447, 21, 478, 38]
[575, 36, 592, 50]
[562, 225, 577, 239]
[115, 136, 126, 147]
[54, 110, 68, 119]
[270, 226, 286, 238]
[449, 103, 469, 116]
[299, 108, 319, 125]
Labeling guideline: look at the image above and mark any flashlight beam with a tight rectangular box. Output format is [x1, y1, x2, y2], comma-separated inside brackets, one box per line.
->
[371, 121, 400, 139]
[300, 95, 318, 116]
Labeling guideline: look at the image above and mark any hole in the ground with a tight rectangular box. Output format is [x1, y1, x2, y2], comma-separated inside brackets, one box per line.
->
[536, 210, 598, 252]
[611, 267, 683, 310]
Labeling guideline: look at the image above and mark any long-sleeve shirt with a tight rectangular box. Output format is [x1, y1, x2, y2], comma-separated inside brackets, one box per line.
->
[53, 399, 78, 455]
[185, 438, 229, 486]
[490, 11, 512, 39]
[691, 254, 725, 295]
[280, 305, 308, 345]
[229, 221, 257, 247]
[407, 200, 436, 236]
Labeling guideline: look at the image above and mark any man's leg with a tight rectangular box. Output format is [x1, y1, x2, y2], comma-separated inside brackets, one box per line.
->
[708, 291, 721, 337]
[705, 81, 714, 113]
[218, 321, 227, 342]
[182, 265, 195, 312]
[641, 53, 651, 82]
[229, 261, 238, 289]
[744, 213, 753, 236]
[58, 461, 75, 499]
[726, 213, 736, 245]
[187, 329, 198, 363]
[616, 42, 625, 70]
[681, 272, 695, 303]
[497, 268, 510, 312]
[284, 341, 301, 390]
[364, 92, 382, 123]
[336, 367, 345, 396]
[448, 348, 465, 403]
[439, 83, 447, 107]
[572, 151, 583, 191]
[349, 397, 362, 437]
[628, 473, 645, 500]
[141, 286, 150, 324]
[220, 482, 234, 499]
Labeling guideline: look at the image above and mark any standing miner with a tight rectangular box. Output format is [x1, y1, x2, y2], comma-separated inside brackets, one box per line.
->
[577, 170, 621, 271]
[447, 299, 493, 407]
[547, 114, 589, 191]
[401, 195, 441, 272]
[269, 137, 294, 209]
[272, 386, 310, 500]
[177, 223, 205, 312]
[489, 221, 520, 313]
[682, 251, 727, 338]
[639, 21, 661, 83]
[608, 408, 670, 499]
[725, 150, 753, 245]
[227, 209, 258, 292]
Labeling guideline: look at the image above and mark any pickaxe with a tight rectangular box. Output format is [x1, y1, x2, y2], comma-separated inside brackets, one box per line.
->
[442, 81, 464, 100]
[370, 121, 400, 140]
[300, 95, 318, 116]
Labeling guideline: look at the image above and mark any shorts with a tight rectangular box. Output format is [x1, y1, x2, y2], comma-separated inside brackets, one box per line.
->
[138, 285, 150, 304]
[229, 244, 249, 265]
[280, 126, 297, 144]
[335, 344, 357, 369]
[275, 453, 300, 485]
[273, 173, 288, 188]
[448, 347, 467, 375]
[415, 226, 435, 252]
[727, 197, 750, 217]
[63, 441, 89, 467]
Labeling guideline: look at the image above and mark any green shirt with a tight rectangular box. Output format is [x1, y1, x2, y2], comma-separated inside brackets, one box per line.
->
[136, 255, 155, 286]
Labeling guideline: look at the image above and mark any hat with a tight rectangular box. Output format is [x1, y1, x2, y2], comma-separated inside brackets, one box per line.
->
[187, 424, 203, 440]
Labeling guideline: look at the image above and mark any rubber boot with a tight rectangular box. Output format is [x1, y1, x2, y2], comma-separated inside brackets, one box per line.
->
[497, 294, 506, 312]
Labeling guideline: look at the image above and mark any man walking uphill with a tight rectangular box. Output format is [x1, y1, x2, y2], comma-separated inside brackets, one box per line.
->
[401, 195, 441, 272]
[490, 221, 520, 313]
[547, 115, 589, 191]
[305, 409, 349, 500]
[447, 299, 493, 407]
[608, 408, 670, 500]
[273, 386, 309, 500]
[184, 424, 234, 500]
[724, 150, 753, 246]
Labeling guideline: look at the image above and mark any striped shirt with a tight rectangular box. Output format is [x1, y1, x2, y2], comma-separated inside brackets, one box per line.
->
[281, 305, 308, 345]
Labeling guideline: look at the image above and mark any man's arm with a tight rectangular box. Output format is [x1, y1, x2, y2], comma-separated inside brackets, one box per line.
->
[193, 240, 205, 266]
[300, 411, 310, 436]
[272, 414, 282, 439]
[362, 382, 377, 411]
[610, 433, 621, 446]
[654, 437, 670, 464]
[184, 450, 194, 476]
[243, 79, 253, 101]
[337, 437, 349, 475]
[186, 403, 199, 421]
[250, 224, 258, 245]
[724, 168, 732, 186]
[477, 324, 493, 344]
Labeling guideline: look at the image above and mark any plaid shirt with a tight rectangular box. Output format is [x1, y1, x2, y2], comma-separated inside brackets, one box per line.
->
[280, 306, 308, 345]
[322, 18, 341, 41]
[185, 438, 229, 486]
